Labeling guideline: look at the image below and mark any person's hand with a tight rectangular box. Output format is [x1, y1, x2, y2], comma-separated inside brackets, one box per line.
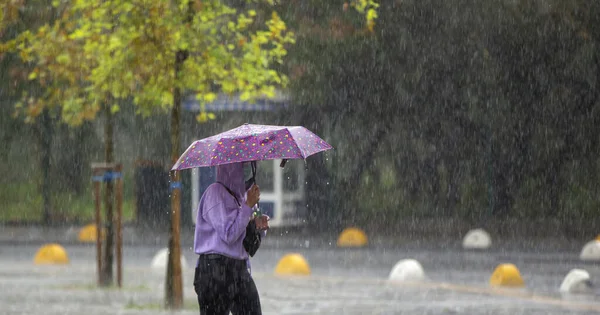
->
[254, 214, 270, 231]
[245, 184, 260, 208]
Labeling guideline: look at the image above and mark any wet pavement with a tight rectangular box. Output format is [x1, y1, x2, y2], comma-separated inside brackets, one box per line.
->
[1, 242, 599, 314]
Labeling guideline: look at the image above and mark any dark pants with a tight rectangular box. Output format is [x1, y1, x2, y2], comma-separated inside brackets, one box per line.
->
[194, 254, 262, 315]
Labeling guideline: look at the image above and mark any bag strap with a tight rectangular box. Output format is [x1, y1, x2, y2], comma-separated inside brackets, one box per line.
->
[217, 182, 241, 207]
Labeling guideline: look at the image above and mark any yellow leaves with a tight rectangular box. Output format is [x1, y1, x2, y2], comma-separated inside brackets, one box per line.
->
[56, 53, 71, 64]
[6, 0, 296, 126]
[228, 21, 236, 31]
[203, 93, 217, 103]
[236, 13, 253, 30]
[348, 0, 379, 32]
[239, 91, 251, 101]
[109, 36, 122, 50]
[196, 111, 216, 123]
[261, 86, 276, 98]
[0, 38, 17, 55]
[221, 81, 236, 94]
[28, 70, 38, 80]
[269, 11, 284, 30]
[70, 27, 89, 40]
[61, 98, 101, 126]
[366, 8, 378, 32]
[255, 33, 269, 45]
[4, 7, 100, 126]
[161, 91, 172, 107]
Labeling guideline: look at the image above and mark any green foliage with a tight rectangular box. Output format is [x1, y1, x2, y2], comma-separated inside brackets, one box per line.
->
[0, 182, 136, 223]
[349, 0, 378, 31]
[4, 0, 300, 127]
[288, 0, 600, 229]
[22, 0, 293, 124]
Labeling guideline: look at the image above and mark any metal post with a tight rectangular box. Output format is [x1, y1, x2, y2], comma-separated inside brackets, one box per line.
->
[93, 169, 102, 286]
[115, 164, 123, 288]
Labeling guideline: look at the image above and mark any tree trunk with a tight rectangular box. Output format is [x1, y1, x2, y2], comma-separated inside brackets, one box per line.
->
[100, 103, 115, 287]
[165, 50, 186, 310]
[166, 1, 195, 307]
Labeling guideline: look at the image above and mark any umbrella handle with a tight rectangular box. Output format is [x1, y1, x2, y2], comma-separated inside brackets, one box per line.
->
[250, 161, 262, 217]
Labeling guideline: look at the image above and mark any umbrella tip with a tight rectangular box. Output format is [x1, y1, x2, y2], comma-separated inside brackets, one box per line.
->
[280, 159, 288, 168]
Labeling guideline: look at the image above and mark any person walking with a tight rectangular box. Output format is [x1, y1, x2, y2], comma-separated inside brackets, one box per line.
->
[193, 162, 269, 315]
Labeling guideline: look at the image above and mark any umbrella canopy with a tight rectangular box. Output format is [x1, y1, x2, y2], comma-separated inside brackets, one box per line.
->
[172, 124, 332, 171]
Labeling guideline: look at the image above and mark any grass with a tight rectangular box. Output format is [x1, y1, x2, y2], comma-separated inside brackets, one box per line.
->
[0, 182, 136, 224]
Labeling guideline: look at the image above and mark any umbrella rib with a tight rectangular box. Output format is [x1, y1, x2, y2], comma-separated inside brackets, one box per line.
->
[286, 128, 309, 158]
[172, 141, 199, 170]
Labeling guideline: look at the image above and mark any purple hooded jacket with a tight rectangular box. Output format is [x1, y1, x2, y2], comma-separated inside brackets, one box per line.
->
[193, 163, 254, 260]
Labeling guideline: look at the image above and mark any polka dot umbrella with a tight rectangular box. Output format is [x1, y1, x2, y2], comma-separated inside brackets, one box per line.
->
[172, 124, 333, 170]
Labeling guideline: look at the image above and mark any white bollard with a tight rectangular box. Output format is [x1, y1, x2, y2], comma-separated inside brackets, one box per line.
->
[580, 241, 600, 261]
[462, 228, 492, 249]
[151, 248, 188, 271]
[560, 269, 593, 294]
[388, 259, 426, 282]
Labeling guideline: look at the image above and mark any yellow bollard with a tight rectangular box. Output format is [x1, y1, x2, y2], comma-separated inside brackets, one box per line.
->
[337, 227, 368, 248]
[78, 223, 105, 243]
[489, 263, 524, 287]
[274, 253, 311, 276]
[34, 244, 69, 265]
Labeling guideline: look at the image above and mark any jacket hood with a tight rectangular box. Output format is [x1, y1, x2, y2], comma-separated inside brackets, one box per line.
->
[216, 162, 246, 199]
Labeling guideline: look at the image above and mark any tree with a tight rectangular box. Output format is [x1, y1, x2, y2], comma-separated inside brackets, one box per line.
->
[3, 0, 121, 284]
[5, 0, 295, 308]
[70, 0, 376, 307]
[1, 0, 80, 225]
